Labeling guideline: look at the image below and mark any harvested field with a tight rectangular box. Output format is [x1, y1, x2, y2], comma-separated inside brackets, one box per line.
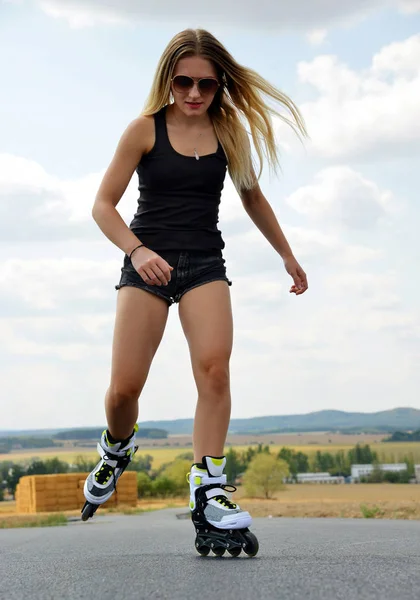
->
[2, 440, 420, 470]
[237, 483, 420, 519]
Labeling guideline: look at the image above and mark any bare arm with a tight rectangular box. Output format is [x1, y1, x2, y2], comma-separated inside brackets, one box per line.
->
[240, 183, 294, 259]
[239, 179, 308, 295]
[92, 116, 152, 256]
[93, 116, 173, 286]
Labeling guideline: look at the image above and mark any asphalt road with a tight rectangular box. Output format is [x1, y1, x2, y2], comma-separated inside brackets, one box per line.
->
[1, 509, 419, 600]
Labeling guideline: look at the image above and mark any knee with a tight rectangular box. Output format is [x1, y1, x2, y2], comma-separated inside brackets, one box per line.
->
[198, 358, 230, 396]
[107, 382, 141, 409]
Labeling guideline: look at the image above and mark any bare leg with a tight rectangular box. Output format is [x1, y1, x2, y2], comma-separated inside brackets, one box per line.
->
[179, 281, 233, 462]
[105, 287, 169, 440]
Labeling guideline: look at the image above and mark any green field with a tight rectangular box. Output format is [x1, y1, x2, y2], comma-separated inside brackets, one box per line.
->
[1, 442, 419, 469]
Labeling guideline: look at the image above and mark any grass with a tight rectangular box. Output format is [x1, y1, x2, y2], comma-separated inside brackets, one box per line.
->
[106, 499, 187, 516]
[0, 501, 16, 515]
[0, 498, 188, 528]
[2, 442, 420, 468]
[360, 504, 385, 519]
[0, 513, 68, 529]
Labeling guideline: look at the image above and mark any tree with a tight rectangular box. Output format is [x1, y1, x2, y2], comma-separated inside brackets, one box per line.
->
[151, 476, 178, 498]
[160, 459, 191, 496]
[24, 458, 69, 475]
[175, 452, 194, 461]
[241, 443, 271, 470]
[137, 472, 153, 497]
[385, 431, 420, 442]
[330, 450, 351, 477]
[402, 455, 415, 478]
[0, 461, 13, 498]
[26, 460, 49, 475]
[278, 447, 309, 477]
[6, 464, 26, 497]
[312, 451, 335, 472]
[71, 456, 96, 473]
[225, 448, 243, 484]
[127, 454, 153, 473]
[295, 451, 310, 474]
[348, 444, 377, 465]
[368, 462, 383, 483]
[243, 454, 289, 499]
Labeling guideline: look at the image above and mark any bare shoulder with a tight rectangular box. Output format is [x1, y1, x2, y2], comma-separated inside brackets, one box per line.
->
[95, 114, 156, 204]
[120, 114, 155, 156]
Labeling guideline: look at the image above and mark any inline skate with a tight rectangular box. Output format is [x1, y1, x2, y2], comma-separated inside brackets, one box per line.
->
[188, 455, 259, 557]
[81, 425, 138, 521]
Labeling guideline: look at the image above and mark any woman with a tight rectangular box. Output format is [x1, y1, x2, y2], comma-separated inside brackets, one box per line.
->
[82, 28, 308, 545]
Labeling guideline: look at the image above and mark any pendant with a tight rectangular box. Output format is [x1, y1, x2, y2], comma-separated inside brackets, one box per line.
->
[194, 148, 200, 161]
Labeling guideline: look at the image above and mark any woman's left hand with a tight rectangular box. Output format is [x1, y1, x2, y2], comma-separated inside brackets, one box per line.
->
[283, 255, 308, 295]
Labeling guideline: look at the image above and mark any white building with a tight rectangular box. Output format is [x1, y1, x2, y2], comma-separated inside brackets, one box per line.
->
[294, 473, 345, 484]
[415, 465, 420, 483]
[351, 463, 407, 482]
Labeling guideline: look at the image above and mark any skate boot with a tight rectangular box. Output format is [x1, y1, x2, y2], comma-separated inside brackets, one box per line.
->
[188, 455, 259, 557]
[81, 425, 138, 521]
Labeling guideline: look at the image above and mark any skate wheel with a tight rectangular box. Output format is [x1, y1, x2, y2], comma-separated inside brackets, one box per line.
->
[228, 547, 242, 557]
[196, 545, 210, 557]
[212, 547, 226, 557]
[243, 531, 259, 557]
[81, 502, 96, 522]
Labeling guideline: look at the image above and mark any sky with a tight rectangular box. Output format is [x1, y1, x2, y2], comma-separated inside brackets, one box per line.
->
[1, 0, 420, 430]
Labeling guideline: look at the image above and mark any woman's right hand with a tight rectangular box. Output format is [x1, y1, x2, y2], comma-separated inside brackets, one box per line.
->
[130, 246, 173, 286]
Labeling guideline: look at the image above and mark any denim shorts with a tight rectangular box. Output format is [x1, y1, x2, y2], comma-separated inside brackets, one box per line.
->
[115, 249, 232, 306]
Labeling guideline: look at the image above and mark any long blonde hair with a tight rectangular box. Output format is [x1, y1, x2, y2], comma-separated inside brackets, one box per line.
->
[142, 29, 307, 191]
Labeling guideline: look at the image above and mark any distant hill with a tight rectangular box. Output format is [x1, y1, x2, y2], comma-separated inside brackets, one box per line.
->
[137, 408, 420, 435]
[1, 407, 419, 438]
[53, 428, 167, 440]
[0, 427, 168, 440]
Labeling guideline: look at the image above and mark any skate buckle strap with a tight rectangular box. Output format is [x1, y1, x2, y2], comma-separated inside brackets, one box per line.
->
[205, 483, 237, 501]
[192, 473, 227, 486]
[205, 487, 227, 499]
[97, 443, 123, 467]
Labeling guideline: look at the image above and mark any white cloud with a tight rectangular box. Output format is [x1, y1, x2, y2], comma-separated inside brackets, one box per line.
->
[294, 34, 420, 160]
[398, 0, 420, 12]
[1, 317, 111, 361]
[285, 166, 394, 230]
[2, 250, 419, 429]
[371, 35, 420, 76]
[32, 0, 416, 30]
[325, 271, 400, 311]
[0, 154, 248, 242]
[38, 0, 125, 28]
[332, 244, 383, 266]
[306, 29, 328, 45]
[324, 271, 420, 344]
[0, 258, 119, 315]
[0, 154, 100, 241]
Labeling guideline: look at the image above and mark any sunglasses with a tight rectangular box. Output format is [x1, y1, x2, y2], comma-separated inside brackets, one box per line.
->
[171, 75, 220, 95]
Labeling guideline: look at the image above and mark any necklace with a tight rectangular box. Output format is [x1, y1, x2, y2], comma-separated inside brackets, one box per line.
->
[170, 108, 205, 161]
[194, 134, 202, 161]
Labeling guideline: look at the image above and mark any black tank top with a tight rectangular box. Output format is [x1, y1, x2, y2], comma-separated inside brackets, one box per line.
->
[129, 105, 228, 251]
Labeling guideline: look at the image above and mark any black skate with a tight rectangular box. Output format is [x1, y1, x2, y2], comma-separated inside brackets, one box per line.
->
[188, 456, 259, 557]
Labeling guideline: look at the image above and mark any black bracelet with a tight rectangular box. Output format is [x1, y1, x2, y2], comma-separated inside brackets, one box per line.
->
[129, 244, 144, 260]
